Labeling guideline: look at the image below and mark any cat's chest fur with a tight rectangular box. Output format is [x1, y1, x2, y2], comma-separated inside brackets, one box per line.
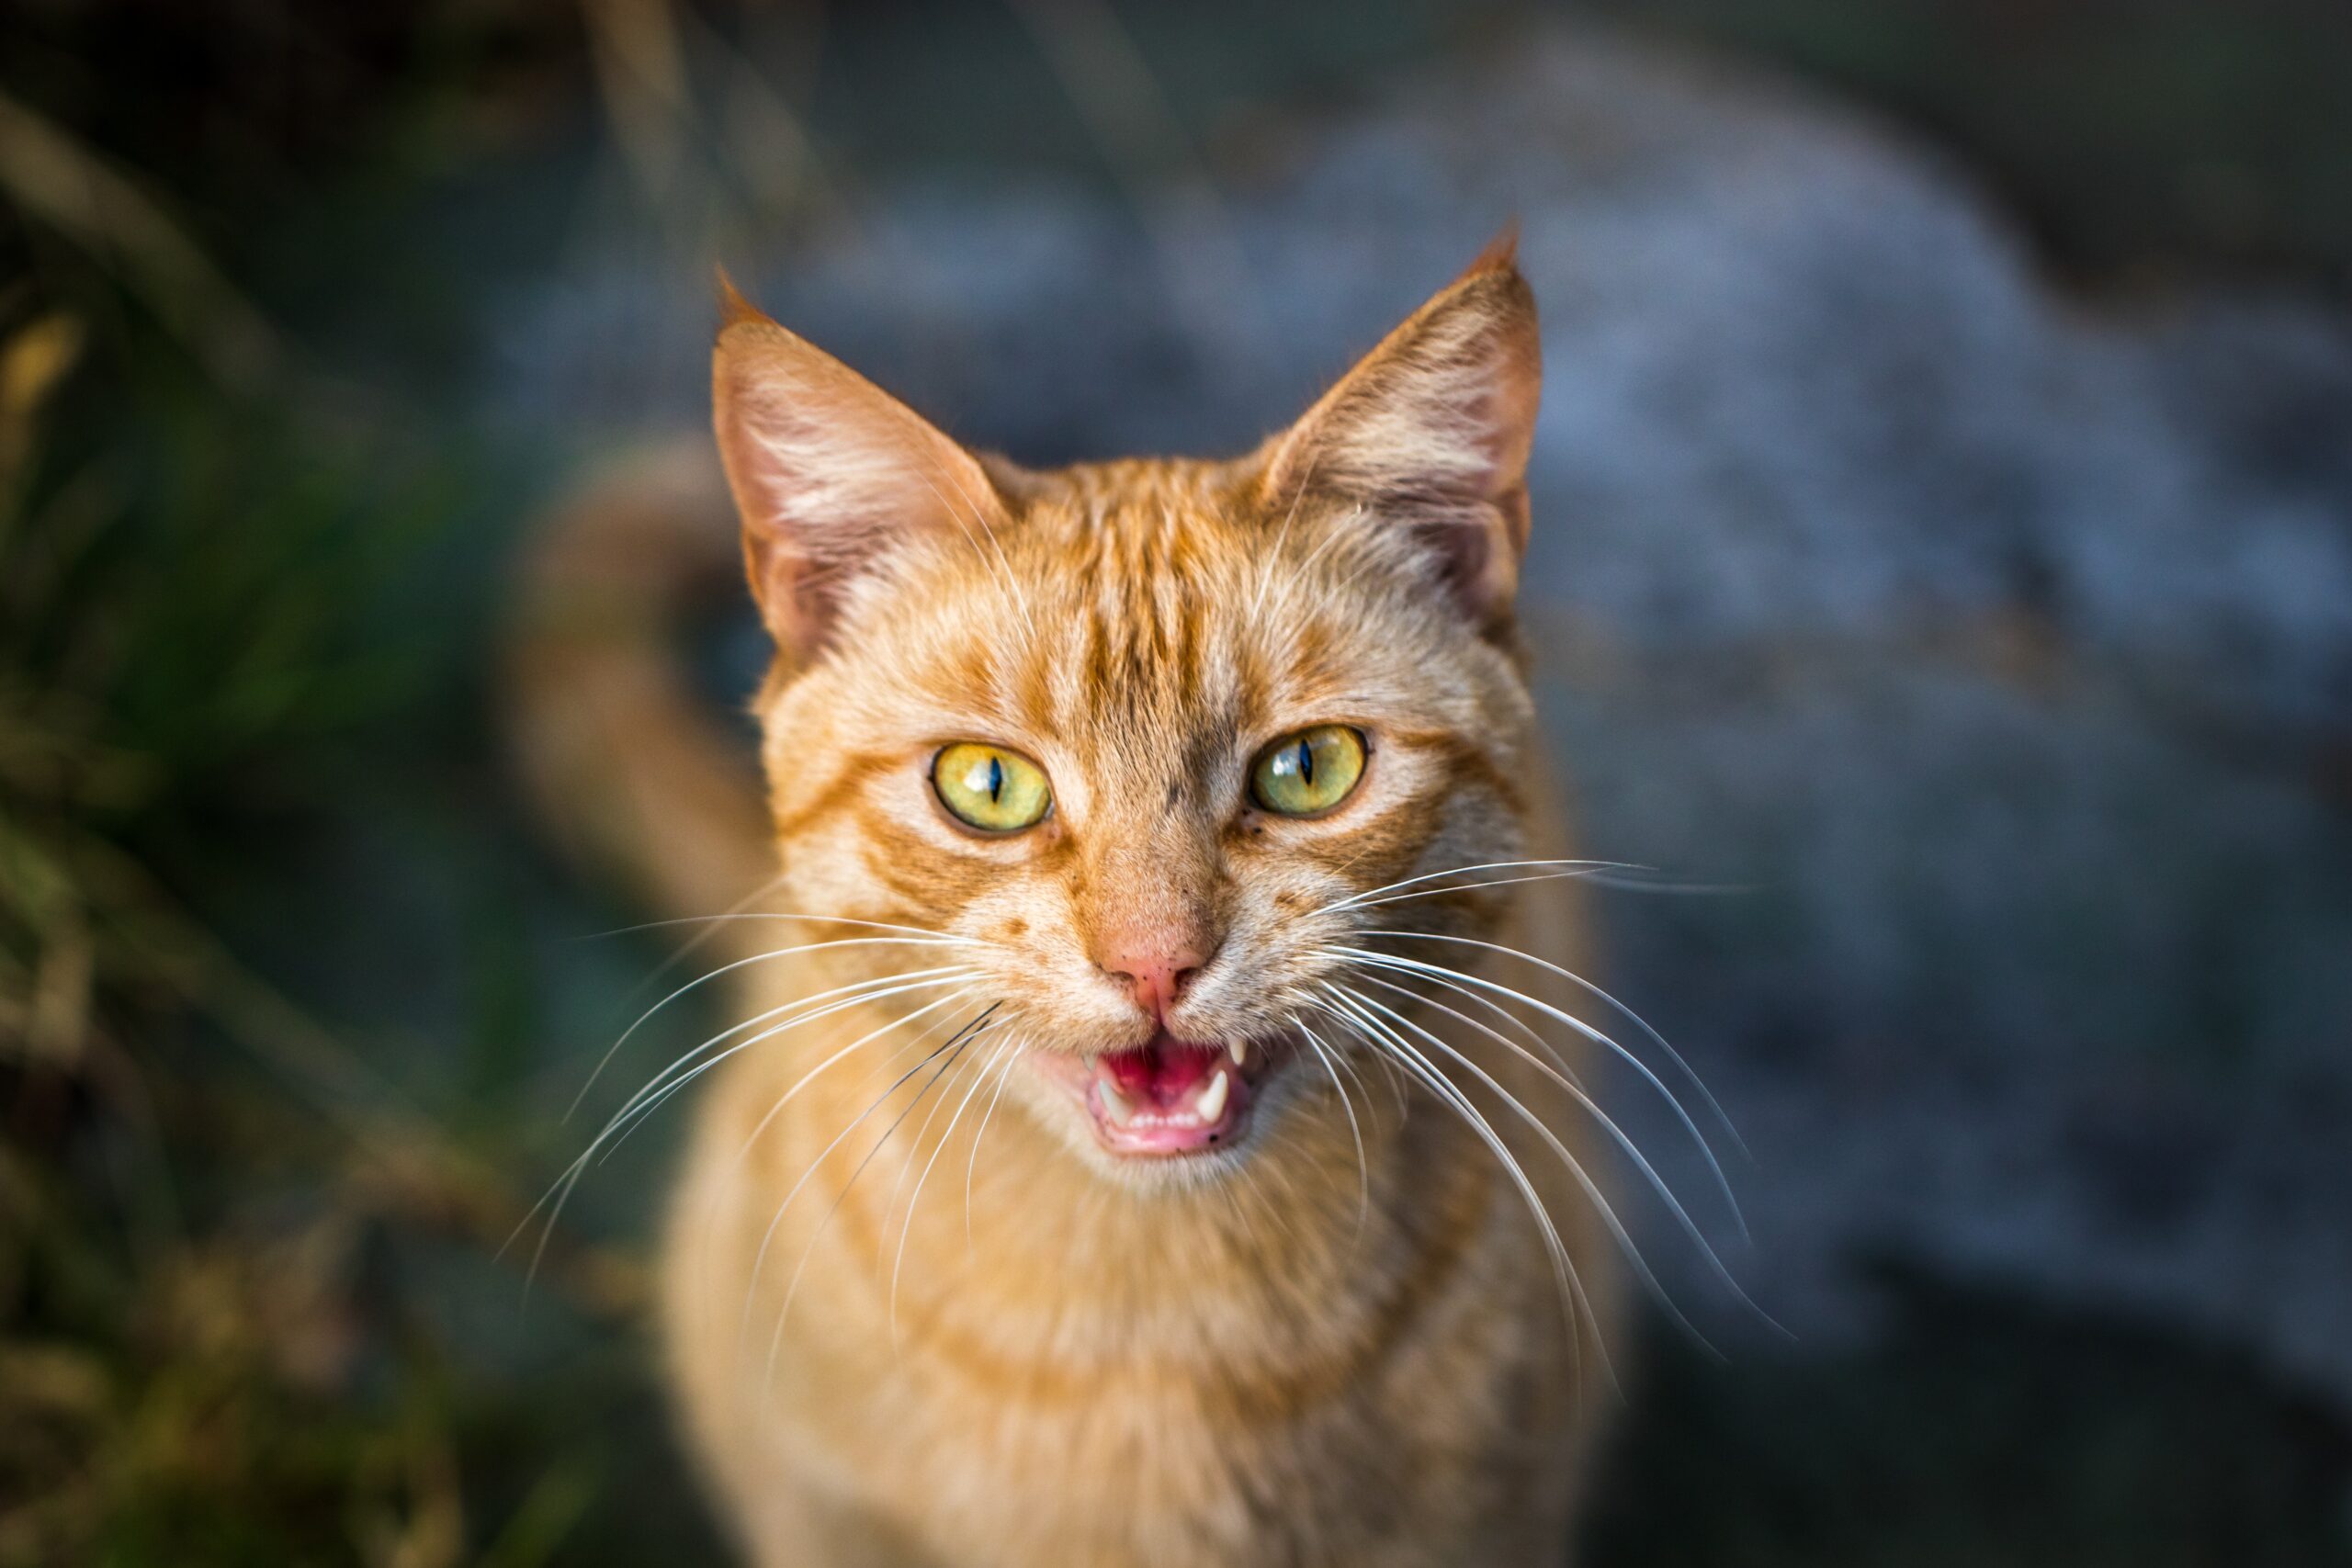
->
[552, 243, 1637, 1564]
[662, 909, 1610, 1568]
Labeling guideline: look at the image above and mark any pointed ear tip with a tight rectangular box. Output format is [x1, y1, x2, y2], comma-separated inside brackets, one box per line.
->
[1464, 224, 1523, 278]
[1448, 230, 1536, 327]
[714, 267, 773, 334]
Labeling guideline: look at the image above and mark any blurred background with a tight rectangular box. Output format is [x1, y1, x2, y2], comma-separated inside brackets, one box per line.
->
[5, 1, 2350, 1562]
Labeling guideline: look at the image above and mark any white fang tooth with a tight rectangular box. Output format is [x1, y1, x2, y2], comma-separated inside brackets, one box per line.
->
[1227, 1040, 1247, 1067]
[1099, 1079, 1136, 1126]
[1195, 1069, 1230, 1123]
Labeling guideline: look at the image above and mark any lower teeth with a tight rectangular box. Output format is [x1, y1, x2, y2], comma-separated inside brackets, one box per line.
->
[1094, 1066, 1232, 1129]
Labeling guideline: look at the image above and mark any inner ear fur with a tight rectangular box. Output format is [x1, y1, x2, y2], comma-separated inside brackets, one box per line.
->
[712, 281, 1009, 656]
[1257, 238, 1542, 629]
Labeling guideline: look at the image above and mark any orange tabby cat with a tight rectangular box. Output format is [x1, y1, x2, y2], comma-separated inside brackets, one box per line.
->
[510, 240, 1623, 1566]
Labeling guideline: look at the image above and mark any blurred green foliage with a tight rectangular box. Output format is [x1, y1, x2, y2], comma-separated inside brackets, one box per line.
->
[0, 288, 618, 1564]
[0, 47, 685, 1557]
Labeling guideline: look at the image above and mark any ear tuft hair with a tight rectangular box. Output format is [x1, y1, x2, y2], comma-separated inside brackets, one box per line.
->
[712, 289, 1005, 657]
[714, 266, 769, 333]
[1259, 235, 1541, 630]
[1461, 222, 1521, 278]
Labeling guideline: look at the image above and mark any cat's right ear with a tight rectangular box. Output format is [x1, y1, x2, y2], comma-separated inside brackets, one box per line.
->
[712, 278, 1005, 656]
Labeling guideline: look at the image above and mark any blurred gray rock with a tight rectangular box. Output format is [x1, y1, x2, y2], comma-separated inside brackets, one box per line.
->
[491, 23, 2352, 1407]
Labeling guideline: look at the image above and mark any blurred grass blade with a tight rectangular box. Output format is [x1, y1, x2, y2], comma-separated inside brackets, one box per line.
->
[0, 90, 277, 386]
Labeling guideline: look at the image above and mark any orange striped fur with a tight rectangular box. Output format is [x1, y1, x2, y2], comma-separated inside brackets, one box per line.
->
[515, 243, 1623, 1565]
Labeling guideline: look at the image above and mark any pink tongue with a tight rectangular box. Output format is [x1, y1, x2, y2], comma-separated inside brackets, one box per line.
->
[1102, 1035, 1220, 1109]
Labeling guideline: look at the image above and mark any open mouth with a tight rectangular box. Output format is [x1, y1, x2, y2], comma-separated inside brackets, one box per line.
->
[1039, 1031, 1275, 1157]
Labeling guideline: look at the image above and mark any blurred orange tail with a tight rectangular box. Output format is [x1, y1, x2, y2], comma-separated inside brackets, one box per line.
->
[502, 440, 775, 936]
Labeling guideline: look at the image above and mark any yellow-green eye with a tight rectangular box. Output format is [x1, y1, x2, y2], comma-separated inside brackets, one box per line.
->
[1250, 725, 1367, 818]
[933, 742, 1052, 832]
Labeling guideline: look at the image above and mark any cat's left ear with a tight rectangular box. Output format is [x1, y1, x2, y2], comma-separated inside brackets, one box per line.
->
[1257, 235, 1540, 631]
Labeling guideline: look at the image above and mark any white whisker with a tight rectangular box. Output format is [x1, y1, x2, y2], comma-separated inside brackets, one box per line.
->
[1313, 858, 1637, 919]
[698, 990, 981, 1314]
[607, 873, 788, 1002]
[589, 967, 978, 1159]
[1357, 930, 1749, 1161]
[1351, 972, 1772, 1332]
[1340, 867, 1618, 913]
[1332, 983, 1717, 1358]
[723, 987, 981, 1180]
[877, 1016, 992, 1232]
[915, 459, 1040, 650]
[766, 1016, 994, 1379]
[1336, 946, 1746, 1237]
[581, 910, 988, 945]
[1284, 500, 1365, 584]
[571, 932, 978, 1118]
[1355, 957, 1589, 1093]
[889, 1037, 1010, 1341]
[738, 1006, 997, 1359]
[1297, 1023, 1370, 1239]
[963, 1035, 1030, 1246]
[512, 967, 977, 1293]
[1306, 988, 1615, 1398]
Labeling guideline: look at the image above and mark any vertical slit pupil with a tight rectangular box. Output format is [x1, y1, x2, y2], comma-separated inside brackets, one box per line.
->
[987, 755, 1003, 803]
[1298, 739, 1315, 787]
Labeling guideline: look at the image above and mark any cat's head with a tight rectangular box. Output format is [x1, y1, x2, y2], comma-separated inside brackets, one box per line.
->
[715, 242, 1544, 1184]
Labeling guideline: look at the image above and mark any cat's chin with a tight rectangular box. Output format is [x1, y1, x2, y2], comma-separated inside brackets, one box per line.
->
[1027, 1031, 1282, 1161]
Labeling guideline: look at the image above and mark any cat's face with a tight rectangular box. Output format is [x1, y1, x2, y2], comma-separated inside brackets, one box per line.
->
[718, 245, 1543, 1184]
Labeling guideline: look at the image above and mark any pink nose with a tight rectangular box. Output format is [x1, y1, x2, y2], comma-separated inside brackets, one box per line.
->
[1094, 931, 1212, 1021]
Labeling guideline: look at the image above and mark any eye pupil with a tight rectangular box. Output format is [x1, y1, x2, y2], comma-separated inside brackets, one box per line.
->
[1250, 725, 1365, 818]
[933, 743, 1052, 832]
